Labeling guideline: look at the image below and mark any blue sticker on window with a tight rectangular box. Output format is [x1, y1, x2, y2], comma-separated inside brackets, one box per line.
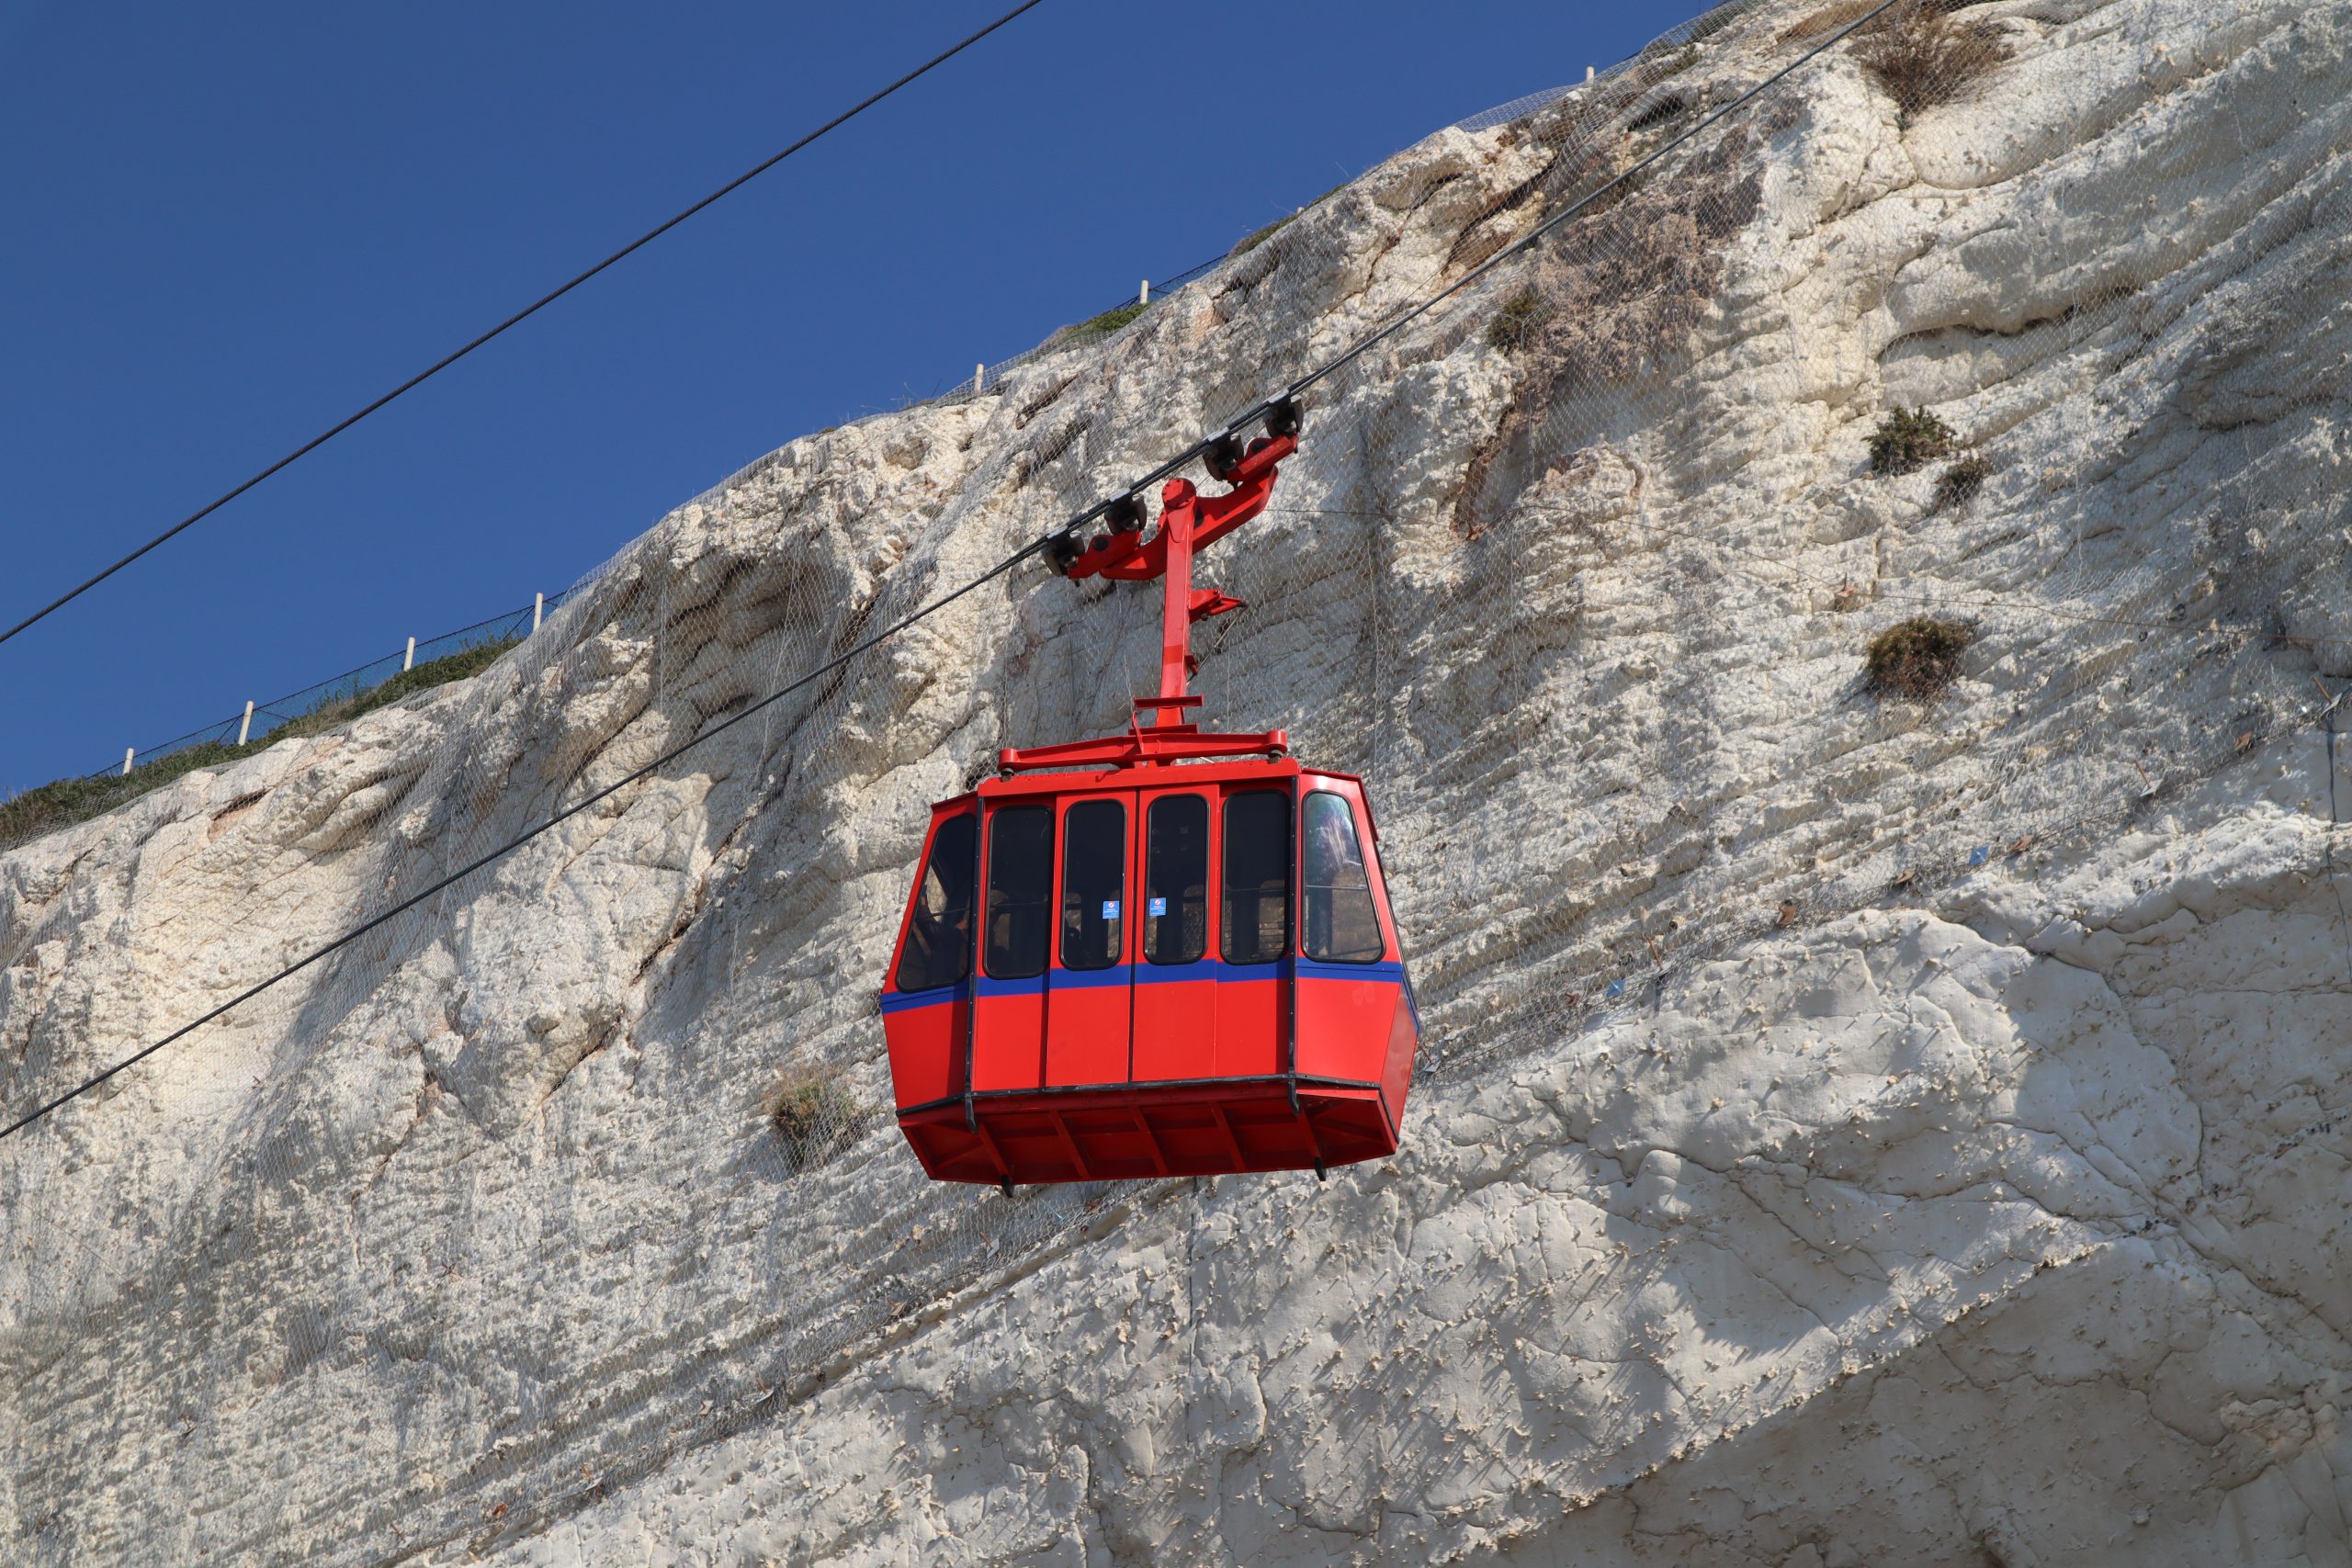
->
[1102, 899, 1120, 919]
[1148, 897, 1167, 917]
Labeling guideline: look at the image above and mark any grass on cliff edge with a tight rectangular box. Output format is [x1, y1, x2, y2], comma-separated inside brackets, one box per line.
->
[1779, 3, 2014, 126]
[1863, 617, 1973, 700]
[1049, 299, 1150, 348]
[0, 637, 518, 852]
[1487, 288, 1555, 353]
[1229, 215, 1295, 257]
[766, 1063, 870, 1169]
[1857, 3, 2013, 123]
[1933, 452, 1993, 512]
[1869, 406, 1959, 475]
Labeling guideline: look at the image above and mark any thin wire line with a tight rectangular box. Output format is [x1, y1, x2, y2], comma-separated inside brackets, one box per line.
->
[1083, 0, 1909, 515]
[0, 0, 1050, 651]
[1, 0, 1905, 1140]
[0, 537, 1047, 1142]
[2322, 692, 2352, 989]
[1041, 7, 1701, 344]
[1274, 0, 1905, 412]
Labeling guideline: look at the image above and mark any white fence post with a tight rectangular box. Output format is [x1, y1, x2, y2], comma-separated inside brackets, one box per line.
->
[532, 592, 544, 634]
[974, 362, 986, 394]
[1587, 65, 1596, 83]
[1139, 279, 1149, 306]
[403, 636, 416, 673]
[238, 700, 254, 747]
[122, 747, 135, 776]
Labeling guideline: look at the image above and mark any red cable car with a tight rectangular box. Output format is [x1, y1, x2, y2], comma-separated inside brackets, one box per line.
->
[879, 402, 1419, 1190]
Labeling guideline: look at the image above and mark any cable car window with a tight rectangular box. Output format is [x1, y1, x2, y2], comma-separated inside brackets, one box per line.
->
[1220, 791, 1290, 964]
[895, 813, 976, 992]
[1058, 799, 1125, 971]
[1143, 794, 1208, 965]
[983, 806, 1054, 979]
[1302, 793, 1384, 963]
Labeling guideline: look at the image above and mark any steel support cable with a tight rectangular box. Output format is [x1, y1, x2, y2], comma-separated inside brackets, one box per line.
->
[2323, 693, 2352, 988]
[1037, 0, 1910, 551]
[1055, 6, 1814, 374]
[0, 0, 1902, 1142]
[0, 540, 1048, 1143]
[1261, 0, 1907, 431]
[0, 0, 1049, 652]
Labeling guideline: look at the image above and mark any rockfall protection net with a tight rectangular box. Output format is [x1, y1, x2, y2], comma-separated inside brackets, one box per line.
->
[5, 0, 2348, 1560]
[0, 58, 1591, 852]
[1, 5, 1748, 854]
[0, 592, 585, 860]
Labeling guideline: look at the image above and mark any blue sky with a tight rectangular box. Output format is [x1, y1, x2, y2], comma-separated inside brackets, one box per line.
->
[1, 0, 1710, 796]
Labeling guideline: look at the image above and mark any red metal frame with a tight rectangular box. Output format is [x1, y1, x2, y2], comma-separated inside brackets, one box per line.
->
[1002, 431, 1298, 773]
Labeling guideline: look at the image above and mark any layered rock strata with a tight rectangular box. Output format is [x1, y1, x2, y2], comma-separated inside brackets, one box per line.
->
[5, 1, 2351, 1562]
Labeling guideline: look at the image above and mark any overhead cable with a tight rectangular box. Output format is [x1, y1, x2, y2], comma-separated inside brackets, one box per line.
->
[0, 538, 1049, 1143]
[0, 0, 1049, 652]
[1, 0, 1904, 1143]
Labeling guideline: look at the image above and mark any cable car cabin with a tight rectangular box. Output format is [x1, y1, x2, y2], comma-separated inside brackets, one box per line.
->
[876, 399, 1419, 1188]
[881, 760, 1416, 1186]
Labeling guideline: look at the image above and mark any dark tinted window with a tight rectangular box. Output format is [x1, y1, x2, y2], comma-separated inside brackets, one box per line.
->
[983, 806, 1053, 978]
[1058, 799, 1125, 972]
[1143, 795, 1208, 965]
[895, 813, 976, 992]
[1302, 793, 1384, 963]
[1221, 792, 1290, 964]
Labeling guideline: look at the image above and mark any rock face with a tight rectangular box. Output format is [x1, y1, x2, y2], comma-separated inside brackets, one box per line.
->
[6, 1, 2352, 1562]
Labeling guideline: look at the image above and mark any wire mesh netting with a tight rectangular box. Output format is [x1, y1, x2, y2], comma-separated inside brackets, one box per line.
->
[0, 592, 586, 860]
[0, 55, 1628, 862]
[5, 0, 2347, 1561]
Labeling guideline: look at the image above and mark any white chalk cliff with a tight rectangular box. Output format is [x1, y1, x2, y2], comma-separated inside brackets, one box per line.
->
[6, 0, 2352, 1562]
